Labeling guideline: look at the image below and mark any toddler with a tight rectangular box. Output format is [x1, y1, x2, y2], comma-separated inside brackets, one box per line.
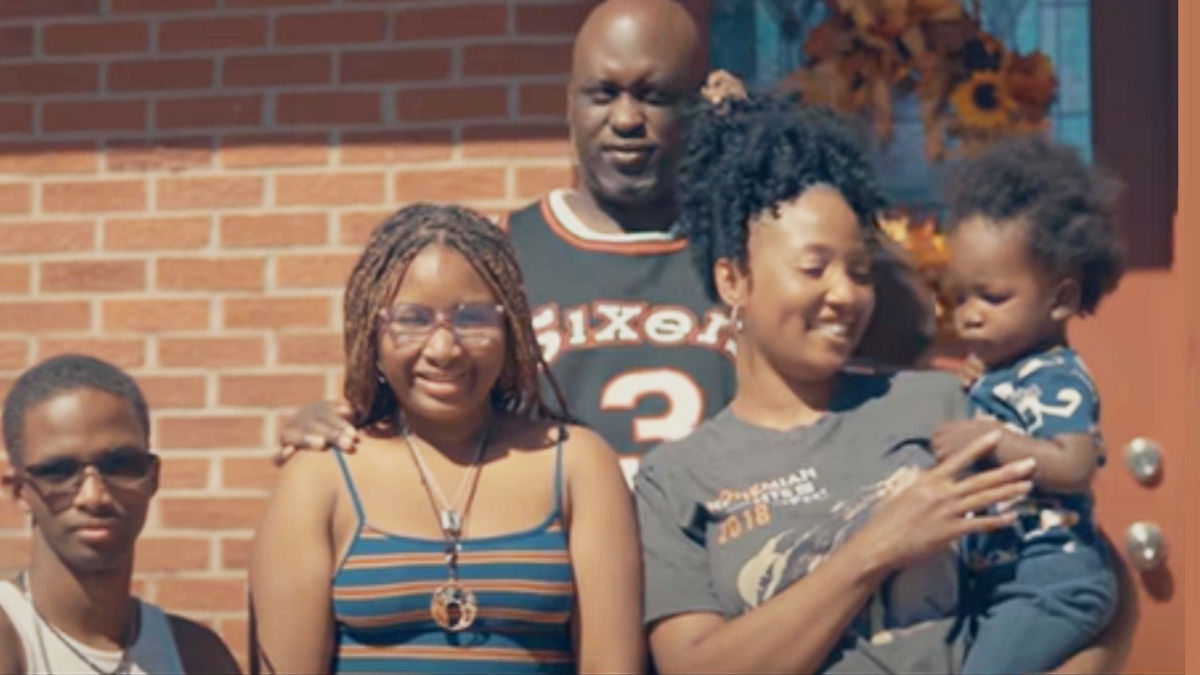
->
[933, 137, 1124, 674]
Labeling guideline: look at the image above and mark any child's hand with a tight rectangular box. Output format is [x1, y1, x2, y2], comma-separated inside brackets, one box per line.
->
[959, 353, 986, 388]
[932, 418, 1007, 464]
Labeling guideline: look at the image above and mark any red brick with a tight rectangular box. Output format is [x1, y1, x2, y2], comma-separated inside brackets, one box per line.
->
[157, 416, 264, 450]
[393, 4, 506, 40]
[0, 104, 31, 134]
[159, 497, 266, 529]
[156, 457, 210, 489]
[0, 184, 30, 215]
[516, 165, 573, 200]
[44, 21, 148, 55]
[338, 211, 389, 245]
[156, 257, 265, 291]
[275, 11, 385, 45]
[159, 16, 267, 51]
[394, 168, 505, 202]
[0, 537, 30, 572]
[0, 142, 98, 174]
[0, 340, 29, 370]
[462, 123, 570, 158]
[220, 133, 328, 168]
[219, 537, 253, 569]
[0, 222, 94, 254]
[223, 297, 331, 329]
[157, 176, 264, 210]
[340, 129, 451, 164]
[275, 253, 358, 288]
[111, 0, 214, 11]
[515, 2, 593, 35]
[0, 27, 34, 58]
[220, 213, 327, 247]
[156, 95, 262, 129]
[277, 92, 380, 125]
[42, 100, 146, 132]
[396, 86, 507, 122]
[38, 337, 145, 368]
[227, 0, 328, 6]
[464, 43, 572, 77]
[104, 216, 210, 250]
[0, 263, 31, 294]
[106, 138, 213, 172]
[0, 1, 98, 20]
[42, 180, 145, 213]
[156, 578, 245, 611]
[0, 302, 90, 332]
[41, 260, 146, 292]
[135, 537, 210, 573]
[277, 331, 342, 365]
[108, 58, 212, 91]
[158, 336, 265, 367]
[223, 53, 331, 87]
[218, 373, 325, 407]
[339, 48, 450, 83]
[221, 457, 277, 490]
[136, 374, 207, 408]
[102, 298, 209, 331]
[275, 172, 384, 206]
[0, 63, 96, 95]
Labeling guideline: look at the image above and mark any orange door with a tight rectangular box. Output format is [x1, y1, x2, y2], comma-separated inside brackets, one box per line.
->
[1070, 2, 1190, 672]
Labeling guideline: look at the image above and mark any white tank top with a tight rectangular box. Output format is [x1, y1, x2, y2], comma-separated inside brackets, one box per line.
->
[0, 578, 185, 675]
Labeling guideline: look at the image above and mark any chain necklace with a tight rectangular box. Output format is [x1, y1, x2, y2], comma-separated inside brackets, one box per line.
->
[400, 421, 490, 632]
[17, 571, 140, 675]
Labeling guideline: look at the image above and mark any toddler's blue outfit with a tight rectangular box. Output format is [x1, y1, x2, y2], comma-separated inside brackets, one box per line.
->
[962, 346, 1117, 674]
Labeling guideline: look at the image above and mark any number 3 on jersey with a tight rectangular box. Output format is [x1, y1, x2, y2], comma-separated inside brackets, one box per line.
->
[601, 368, 705, 481]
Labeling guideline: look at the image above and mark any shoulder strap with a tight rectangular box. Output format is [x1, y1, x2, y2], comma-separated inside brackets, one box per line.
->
[133, 602, 185, 675]
[0, 580, 37, 674]
[552, 426, 566, 513]
[330, 450, 366, 525]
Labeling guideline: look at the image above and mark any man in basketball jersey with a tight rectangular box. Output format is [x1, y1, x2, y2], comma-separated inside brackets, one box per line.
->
[0, 355, 239, 674]
[277, 0, 933, 470]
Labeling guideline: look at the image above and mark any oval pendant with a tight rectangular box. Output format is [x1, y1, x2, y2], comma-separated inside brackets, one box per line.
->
[431, 581, 478, 632]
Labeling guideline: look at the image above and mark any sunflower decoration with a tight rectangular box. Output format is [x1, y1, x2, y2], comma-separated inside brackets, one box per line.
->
[878, 211, 955, 332]
[786, 0, 1058, 161]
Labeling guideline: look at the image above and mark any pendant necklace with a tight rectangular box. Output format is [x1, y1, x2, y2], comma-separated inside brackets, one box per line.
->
[17, 571, 139, 675]
[401, 420, 490, 632]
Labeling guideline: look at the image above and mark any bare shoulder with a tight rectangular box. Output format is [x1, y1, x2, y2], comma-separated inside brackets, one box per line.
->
[166, 614, 240, 675]
[0, 599, 24, 675]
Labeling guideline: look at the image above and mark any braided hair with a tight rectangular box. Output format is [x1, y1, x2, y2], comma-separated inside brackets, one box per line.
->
[677, 92, 888, 301]
[946, 136, 1125, 314]
[343, 203, 570, 433]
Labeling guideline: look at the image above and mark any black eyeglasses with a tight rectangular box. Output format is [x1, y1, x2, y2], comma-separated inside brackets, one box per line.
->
[379, 302, 505, 346]
[18, 448, 159, 501]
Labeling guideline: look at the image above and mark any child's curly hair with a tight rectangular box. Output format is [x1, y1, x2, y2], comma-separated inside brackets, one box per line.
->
[676, 91, 888, 301]
[946, 136, 1125, 315]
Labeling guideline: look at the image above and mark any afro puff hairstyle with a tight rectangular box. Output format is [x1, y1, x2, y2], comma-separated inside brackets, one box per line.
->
[946, 136, 1125, 315]
[676, 91, 888, 302]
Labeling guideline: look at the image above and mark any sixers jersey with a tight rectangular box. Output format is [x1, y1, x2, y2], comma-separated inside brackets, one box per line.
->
[505, 190, 736, 472]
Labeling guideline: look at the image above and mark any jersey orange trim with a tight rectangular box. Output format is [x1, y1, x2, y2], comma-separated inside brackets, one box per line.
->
[538, 195, 689, 255]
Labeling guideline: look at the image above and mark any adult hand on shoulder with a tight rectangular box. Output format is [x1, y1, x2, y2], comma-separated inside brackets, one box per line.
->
[931, 418, 1007, 463]
[274, 400, 358, 466]
[854, 430, 1035, 573]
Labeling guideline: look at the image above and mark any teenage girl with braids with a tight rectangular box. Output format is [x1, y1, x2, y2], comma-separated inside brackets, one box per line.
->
[250, 204, 643, 673]
[636, 86, 1127, 673]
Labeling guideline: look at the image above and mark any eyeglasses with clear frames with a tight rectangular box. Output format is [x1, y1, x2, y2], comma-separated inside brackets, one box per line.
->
[379, 302, 505, 345]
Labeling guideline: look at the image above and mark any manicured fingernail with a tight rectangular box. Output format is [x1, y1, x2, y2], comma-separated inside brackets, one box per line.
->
[1018, 458, 1037, 471]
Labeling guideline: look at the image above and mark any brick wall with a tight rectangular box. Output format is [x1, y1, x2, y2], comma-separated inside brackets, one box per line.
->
[0, 0, 619, 659]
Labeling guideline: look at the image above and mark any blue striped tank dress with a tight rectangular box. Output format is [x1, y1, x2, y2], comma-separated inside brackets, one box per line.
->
[329, 443, 575, 674]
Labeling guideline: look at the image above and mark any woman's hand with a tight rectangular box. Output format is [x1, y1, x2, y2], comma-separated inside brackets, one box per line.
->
[274, 400, 358, 465]
[854, 430, 1036, 574]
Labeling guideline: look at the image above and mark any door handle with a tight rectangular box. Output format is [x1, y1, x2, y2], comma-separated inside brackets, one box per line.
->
[1123, 437, 1163, 485]
[1125, 521, 1167, 571]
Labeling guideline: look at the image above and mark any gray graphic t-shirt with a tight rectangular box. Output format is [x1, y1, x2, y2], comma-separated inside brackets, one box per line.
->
[636, 371, 969, 673]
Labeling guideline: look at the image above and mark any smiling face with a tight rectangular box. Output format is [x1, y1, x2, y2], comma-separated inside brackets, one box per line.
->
[377, 245, 507, 428]
[567, 2, 698, 212]
[723, 185, 876, 383]
[15, 388, 156, 573]
[946, 215, 1074, 367]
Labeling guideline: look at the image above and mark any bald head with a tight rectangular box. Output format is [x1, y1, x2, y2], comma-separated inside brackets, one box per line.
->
[566, 0, 703, 225]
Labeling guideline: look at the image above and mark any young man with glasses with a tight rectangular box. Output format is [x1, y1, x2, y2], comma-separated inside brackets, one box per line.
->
[0, 354, 239, 674]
